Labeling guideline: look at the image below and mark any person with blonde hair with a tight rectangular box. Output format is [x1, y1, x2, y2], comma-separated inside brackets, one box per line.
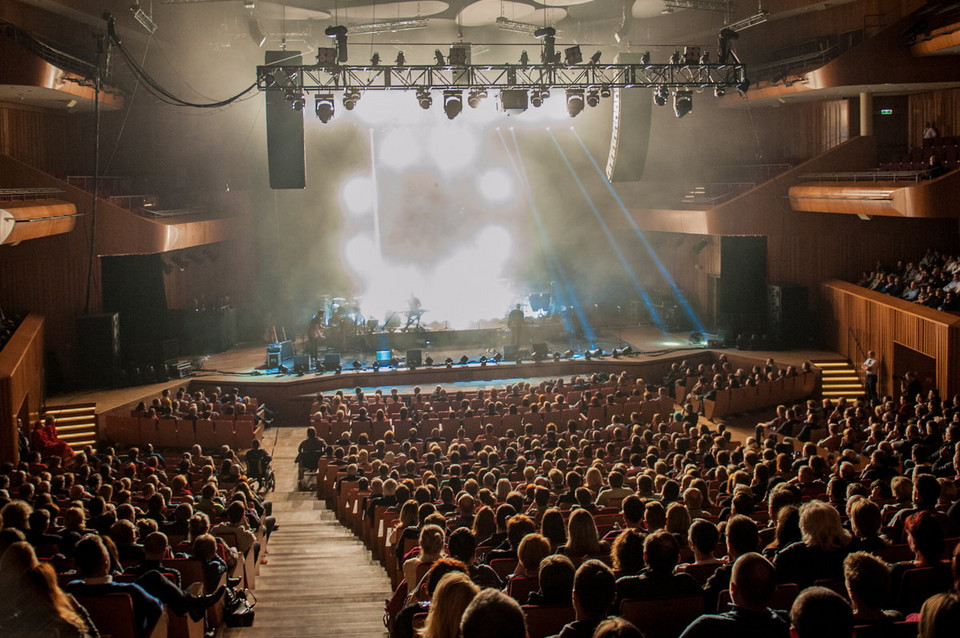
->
[561, 509, 609, 563]
[774, 500, 851, 587]
[420, 571, 479, 638]
[514, 533, 551, 577]
[404, 524, 445, 588]
[0, 541, 97, 637]
[919, 591, 960, 638]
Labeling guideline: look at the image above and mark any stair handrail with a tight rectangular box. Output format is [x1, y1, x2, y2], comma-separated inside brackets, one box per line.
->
[847, 327, 868, 379]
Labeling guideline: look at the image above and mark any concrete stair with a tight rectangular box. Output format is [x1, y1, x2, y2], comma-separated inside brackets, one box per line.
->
[812, 360, 865, 400]
[44, 403, 98, 450]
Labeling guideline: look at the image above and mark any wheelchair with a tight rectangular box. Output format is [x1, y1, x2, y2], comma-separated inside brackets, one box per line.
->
[246, 456, 276, 494]
[296, 450, 322, 492]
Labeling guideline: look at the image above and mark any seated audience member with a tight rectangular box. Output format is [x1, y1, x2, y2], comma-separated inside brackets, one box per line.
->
[846, 498, 889, 553]
[420, 572, 479, 638]
[592, 617, 645, 638]
[404, 524, 445, 588]
[677, 519, 724, 583]
[597, 472, 632, 507]
[446, 527, 501, 589]
[888, 474, 958, 542]
[487, 514, 536, 563]
[65, 535, 164, 638]
[762, 505, 801, 559]
[559, 509, 609, 564]
[0, 541, 97, 637]
[919, 591, 960, 638]
[890, 510, 950, 602]
[212, 501, 258, 557]
[615, 529, 699, 607]
[515, 533, 551, 577]
[789, 586, 854, 638]
[843, 551, 902, 626]
[774, 500, 851, 588]
[679, 553, 789, 638]
[460, 588, 527, 638]
[553, 559, 617, 638]
[610, 528, 645, 576]
[704, 515, 759, 612]
[529, 554, 576, 606]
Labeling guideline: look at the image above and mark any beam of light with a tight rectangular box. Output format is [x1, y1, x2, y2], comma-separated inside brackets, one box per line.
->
[497, 127, 596, 346]
[369, 128, 382, 253]
[569, 127, 707, 334]
[547, 128, 668, 334]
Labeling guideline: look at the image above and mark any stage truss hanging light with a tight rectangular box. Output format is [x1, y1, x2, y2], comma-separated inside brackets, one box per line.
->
[674, 90, 693, 118]
[342, 88, 361, 110]
[315, 93, 335, 122]
[566, 88, 585, 117]
[443, 89, 463, 119]
[416, 88, 433, 109]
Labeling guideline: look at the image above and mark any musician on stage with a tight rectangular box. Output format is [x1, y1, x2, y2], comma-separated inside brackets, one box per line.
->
[507, 304, 525, 347]
[307, 312, 324, 358]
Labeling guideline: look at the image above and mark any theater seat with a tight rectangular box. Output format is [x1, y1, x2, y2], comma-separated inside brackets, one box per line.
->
[522, 605, 575, 638]
[620, 595, 704, 638]
[75, 593, 168, 638]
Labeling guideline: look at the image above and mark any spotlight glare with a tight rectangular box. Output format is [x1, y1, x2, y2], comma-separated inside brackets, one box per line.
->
[478, 169, 514, 204]
[342, 176, 374, 215]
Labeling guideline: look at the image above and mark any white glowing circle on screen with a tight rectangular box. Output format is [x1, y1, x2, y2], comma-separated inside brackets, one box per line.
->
[341, 176, 374, 215]
[429, 125, 478, 173]
[343, 234, 378, 276]
[478, 169, 514, 203]
[476, 225, 513, 265]
[379, 128, 422, 170]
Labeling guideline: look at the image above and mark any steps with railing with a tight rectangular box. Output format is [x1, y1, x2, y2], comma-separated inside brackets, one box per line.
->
[44, 403, 98, 451]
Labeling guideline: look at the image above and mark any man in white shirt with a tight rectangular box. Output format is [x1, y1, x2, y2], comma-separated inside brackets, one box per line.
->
[862, 351, 880, 402]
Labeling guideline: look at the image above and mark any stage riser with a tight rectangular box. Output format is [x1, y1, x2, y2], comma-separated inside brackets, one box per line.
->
[321, 325, 568, 353]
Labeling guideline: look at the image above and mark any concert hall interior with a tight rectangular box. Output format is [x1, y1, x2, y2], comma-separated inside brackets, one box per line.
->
[3, 0, 960, 637]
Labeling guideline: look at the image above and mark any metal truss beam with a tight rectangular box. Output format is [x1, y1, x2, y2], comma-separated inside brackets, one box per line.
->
[256, 62, 747, 93]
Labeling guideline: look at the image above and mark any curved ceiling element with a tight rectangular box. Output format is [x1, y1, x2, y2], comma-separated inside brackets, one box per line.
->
[257, 3, 332, 20]
[534, 0, 594, 7]
[458, 1, 536, 27]
[327, 1, 449, 21]
[631, 0, 672, 19]
[521, 8, 568, 24]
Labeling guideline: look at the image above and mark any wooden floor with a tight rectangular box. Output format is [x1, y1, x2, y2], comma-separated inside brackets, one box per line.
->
[223, 428, 391, 638]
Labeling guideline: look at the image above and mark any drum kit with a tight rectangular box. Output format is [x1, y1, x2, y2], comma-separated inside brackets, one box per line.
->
[308, 296, 429, 348]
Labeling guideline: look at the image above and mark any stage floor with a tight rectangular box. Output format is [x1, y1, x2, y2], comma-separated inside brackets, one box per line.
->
[49, 324, 844, 418]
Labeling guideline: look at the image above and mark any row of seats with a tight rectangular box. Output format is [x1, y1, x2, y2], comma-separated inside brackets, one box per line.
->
[101, 414, 263, 450]
[688, 371, 820, 420]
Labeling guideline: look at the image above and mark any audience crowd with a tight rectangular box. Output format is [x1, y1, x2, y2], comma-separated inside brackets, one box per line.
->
[0, 386, 275, 637]
[856, 249, 960, 312]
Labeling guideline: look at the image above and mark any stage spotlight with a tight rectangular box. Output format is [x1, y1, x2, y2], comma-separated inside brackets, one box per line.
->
[343, 88, 361, 110]
[553, 352, 561, 362]
[459, 355, 469, 366]
[612, 348, 620, 359]
[425, 356, 434, 366]
[641, 50, 651, 65]
[714, 86, 725, 97]
[352, 360, 362, 370]
[445, 357, 454, 368]
[689, 331, 704, 345]
[653, 86, 668, 107]
[566, 89, 585, 118]
[563, 349, 574, 359]
[589, 348, 603, 358]
[443, 90, 463, 120]
[315, 93, 335, 122]
[584, 351, 591, 361]
[467, 88, 486, 109]
[479, 355, 488, 367]
[295, 363, 306, 376]
[435, 49, 445, 65]
[600, 86, 611, 99]
[324, 25, 348, 63]
[621, 345, 632, 356]
[278, 364, 289, 374]
[586, 88, 600, 108]
[395, 51, 405, 67]
[417, 88, 433, 110]
[674, 90, 692, 118]
[372, 361, 380, 372]
[493, 352, 503, 363]
[519, 50, 529, 66]
[589, 50, 602, 65]
[530, 89, 544, 108]
[370, 52, 380, 66]
[670, 49, 682, 64]
[288, 92, 305, 111]
[564, 45, 583, 65]
[335, 363, 342, 374]
[699, 51, 710, 64]
[736, 78, 751, 95]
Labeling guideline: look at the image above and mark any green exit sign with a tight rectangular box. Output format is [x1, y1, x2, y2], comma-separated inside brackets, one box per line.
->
[880, 108, 894, 115]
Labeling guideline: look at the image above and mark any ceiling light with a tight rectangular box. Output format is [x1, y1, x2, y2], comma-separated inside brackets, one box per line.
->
[586, 88, 600, 107]
[467, 89, 486, 109]
[130, 4, 157, 35]
[349, 18, 428, 35]
[566, 89, 585, 117]
[674, 90, 692, 118]
[500, 89, 528, 115]
[343, 89, 361, 110]
[443, 90, 462, 120]
[653, 86, 669, 106]
[315, 93, 335, 122]
[417, 88, 432, 110]
[496, 16, 539, 35]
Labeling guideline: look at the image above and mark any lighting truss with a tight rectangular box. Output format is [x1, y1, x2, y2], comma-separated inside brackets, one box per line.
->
[349, 18, 429, 35]
[495, 17, 540, 36]
[726, 10, 770, 32]
[664, 0, 734, 12]
[255, 62, 747, 93]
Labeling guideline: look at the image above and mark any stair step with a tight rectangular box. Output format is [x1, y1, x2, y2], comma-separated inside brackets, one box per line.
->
[812, 361, 849, 366]
[55, 423, 97, 433]
[821, 376, 861, 382]
[59, 431, 97, 441]
[45, 405, 97, 414]
[823, 383, 865, 389]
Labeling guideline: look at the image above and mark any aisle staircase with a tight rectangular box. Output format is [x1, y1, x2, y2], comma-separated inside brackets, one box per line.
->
[812, 360, 865, 400]
[44, 403, 98, 450]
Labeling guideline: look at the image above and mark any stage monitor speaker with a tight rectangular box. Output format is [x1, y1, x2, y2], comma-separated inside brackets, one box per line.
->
[503, 344, 519, 361]
[265, 50, 306, 189]
[532, 342, 549, 358]
[406, 349, 422, 367]
[293, 354, 312, 369]
[267, 352, 280, 368]
[324, 353, 341, 371]
[77, 313, 121, 386]
[605, 52, 653, 182]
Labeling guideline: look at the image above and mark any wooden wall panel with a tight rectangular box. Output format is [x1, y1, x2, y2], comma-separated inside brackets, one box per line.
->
[908, 88, 960, 143]
[0, 103, 91, 177]
[162, 239, 257, 311]
[821, 280, 960, 397]
[0, 315, 44, 464]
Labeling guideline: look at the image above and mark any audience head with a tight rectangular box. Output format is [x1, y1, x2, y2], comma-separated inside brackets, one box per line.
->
[790, 586, 854, 638]
[592, 617, 644, 638]
[419, 524, 446, 560]
[422, 572, 479, 638]
[460, 588, 526, 638]
[730, 553, 776, 611]
[843, 551, 891, 614]
[572, 559, 616, 621]
[799, 500, 850, 551]
[611, 528, 645, 574]
[643, 530, 680, 574]
[905, 510, 945, 563]
[517, 533, 551, 574]
[537, 554, 576, 605]
[919, 591, 960, 638]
